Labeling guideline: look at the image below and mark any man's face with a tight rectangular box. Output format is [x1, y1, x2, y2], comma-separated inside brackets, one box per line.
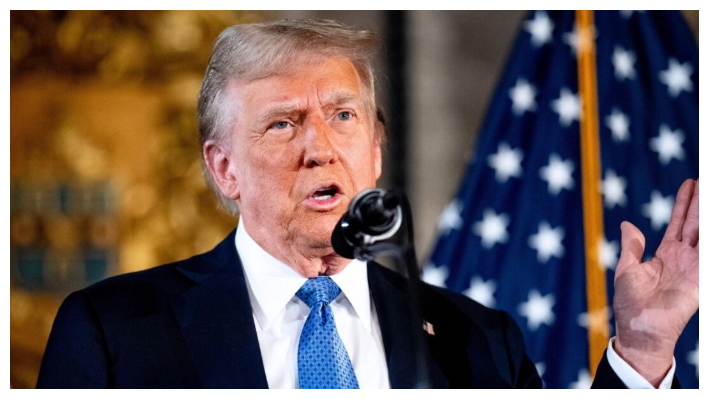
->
[220, 57, 382, 276]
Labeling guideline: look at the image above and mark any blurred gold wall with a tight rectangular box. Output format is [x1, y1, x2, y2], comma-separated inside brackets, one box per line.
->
[10, 10, 268, 388]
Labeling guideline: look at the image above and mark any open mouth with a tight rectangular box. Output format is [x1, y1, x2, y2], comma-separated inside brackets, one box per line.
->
[311, 185, 339, 200]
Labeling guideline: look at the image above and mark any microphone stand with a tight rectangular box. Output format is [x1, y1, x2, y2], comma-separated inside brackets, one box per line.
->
[351, 191, 430, 389]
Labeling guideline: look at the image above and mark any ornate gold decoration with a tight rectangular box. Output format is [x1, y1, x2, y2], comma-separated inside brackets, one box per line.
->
[11, 11, 268, 388]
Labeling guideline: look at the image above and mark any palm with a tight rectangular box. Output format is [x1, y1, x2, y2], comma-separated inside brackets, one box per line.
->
[612, 179, 698, 384]
[614, 230, 698, 343]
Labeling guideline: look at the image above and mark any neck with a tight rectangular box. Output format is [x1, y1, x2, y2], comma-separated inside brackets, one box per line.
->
[241, 219, 351, 278]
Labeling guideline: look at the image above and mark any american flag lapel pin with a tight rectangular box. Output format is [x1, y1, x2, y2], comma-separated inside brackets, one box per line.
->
[422, 320, 435, 336]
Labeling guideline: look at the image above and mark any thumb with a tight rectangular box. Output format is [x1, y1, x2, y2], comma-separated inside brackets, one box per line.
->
[618, 221, 645, 267]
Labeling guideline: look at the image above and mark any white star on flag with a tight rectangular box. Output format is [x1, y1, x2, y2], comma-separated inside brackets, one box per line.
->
[659, 58, 694, 97]
[539, 153, 575, 195]
[535, 362, 546, 379]
[528, 221, 565, 263]
[650, 124, 685, 165]
[437, 199, 463, 235]
[525, 11, 554, 47]
[473, 208, 510, 249]
[601, 169, 627, 209]
[487, 142, 524, 183]
[687, 341, 698, 378]
[642, 190, 674, 231]
[463, 276, 496, 308]
[605, 108, 631, 142]
[421, 263, 448, 288]
[569, 369, 592, 389]
[619, 10, 644, 19]
[551, 88, 581, 127]
[518, 289, 555, 331]
[509, 78, 538, 116]
[598, 236, 619, 271]
[612, 46, 637, 80]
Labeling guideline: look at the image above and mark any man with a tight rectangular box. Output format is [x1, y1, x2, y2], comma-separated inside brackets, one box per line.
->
[36, 19, 698, 389]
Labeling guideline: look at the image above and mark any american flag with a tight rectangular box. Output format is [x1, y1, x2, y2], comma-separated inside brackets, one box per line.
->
[424, 11, 698, 389]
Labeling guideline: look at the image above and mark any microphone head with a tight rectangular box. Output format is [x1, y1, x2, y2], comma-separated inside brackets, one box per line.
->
[330, 188, 403, 260]
[331, 219, 356, 259]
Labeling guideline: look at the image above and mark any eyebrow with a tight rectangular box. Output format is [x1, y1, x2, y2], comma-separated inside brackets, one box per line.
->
[256, 104, 303, 127]
[320, 91, 360, 109]
[255, 91, 363, 126]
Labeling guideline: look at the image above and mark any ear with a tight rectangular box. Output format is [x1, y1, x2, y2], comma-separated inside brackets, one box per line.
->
[203, 140, 240, 200]
[373, 120, 384, 180]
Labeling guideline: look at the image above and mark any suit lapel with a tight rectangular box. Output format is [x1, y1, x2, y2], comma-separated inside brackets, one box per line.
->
[368, 262, 515, 388]
[368, 263, 448, 388]
[170, 230, 268, 388]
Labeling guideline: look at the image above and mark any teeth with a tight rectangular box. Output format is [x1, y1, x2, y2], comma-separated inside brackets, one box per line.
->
[312, 186, 337, 201]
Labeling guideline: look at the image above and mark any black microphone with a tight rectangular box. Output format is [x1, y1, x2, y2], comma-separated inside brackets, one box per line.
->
[331, 188, 402, 260]
[332, 188, 430, 387]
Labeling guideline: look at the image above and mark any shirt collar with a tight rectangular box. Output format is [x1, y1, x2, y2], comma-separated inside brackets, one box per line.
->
[329, 254, 372, 332]
[235, 221, 372, 332]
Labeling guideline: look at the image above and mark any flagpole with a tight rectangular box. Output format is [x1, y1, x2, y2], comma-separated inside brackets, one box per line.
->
[575, 9, 610, 377]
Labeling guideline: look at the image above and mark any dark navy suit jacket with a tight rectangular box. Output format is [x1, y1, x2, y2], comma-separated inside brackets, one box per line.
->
[36, 229, 637, 388]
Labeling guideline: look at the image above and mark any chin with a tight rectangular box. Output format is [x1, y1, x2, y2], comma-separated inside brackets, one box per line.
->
[295, 256, 347, 278]
[320, 254, 349, 275]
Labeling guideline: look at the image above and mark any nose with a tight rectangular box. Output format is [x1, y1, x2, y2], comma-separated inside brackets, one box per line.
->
[303, 118, 339, 167]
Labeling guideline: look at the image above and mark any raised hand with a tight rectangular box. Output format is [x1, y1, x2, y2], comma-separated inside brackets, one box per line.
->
[612, 179, 699, 387]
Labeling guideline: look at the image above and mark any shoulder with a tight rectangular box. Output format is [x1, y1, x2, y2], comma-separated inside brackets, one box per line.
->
[69, 229, 239, 320]
[83, 251, 207, 295]
[63, 258, 190, 323]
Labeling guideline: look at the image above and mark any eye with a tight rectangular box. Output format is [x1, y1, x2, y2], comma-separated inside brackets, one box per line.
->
[337, 111, 352, 121]
[272, 121, 290, 130]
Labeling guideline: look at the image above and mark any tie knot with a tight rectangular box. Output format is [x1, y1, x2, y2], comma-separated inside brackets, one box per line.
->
[296, 276, 341, 308]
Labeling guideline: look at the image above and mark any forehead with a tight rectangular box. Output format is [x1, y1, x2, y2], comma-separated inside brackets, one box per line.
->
[229, 57, 366, 113]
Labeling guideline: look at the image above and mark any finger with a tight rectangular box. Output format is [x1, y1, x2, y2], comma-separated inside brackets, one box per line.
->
[662, 179, 695, 242]
[619, 221, 645, 267]
[682, 179, 699, 247]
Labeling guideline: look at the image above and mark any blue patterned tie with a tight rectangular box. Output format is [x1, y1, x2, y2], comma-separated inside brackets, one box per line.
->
[296, 276, 359, 389]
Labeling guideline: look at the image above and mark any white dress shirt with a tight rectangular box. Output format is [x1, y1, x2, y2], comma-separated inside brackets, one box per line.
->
[606, 338, 675, 389]
[235, 222, 674, 389]
[236, 222, 390, 389]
